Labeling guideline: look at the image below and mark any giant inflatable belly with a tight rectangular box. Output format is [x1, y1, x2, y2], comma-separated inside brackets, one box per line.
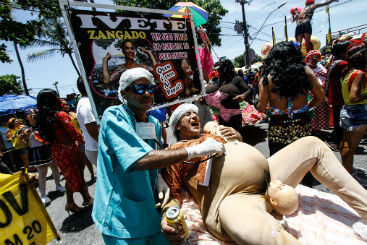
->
[209, 141, 269, 195]
[199, 141, 270, 240]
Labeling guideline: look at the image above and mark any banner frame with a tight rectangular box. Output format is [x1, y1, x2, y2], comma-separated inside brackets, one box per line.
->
[59, 0, 205, 119]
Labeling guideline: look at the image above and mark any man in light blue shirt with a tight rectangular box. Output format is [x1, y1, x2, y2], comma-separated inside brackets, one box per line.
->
[92, 67, 225, 245]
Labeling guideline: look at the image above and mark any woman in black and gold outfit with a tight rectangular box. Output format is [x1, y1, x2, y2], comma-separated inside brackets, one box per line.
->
[257, 41, 325, 157]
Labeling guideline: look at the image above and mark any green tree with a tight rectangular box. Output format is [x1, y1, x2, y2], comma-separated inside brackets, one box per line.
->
[0, 74, 23, 95]
[0, 43, 11, 63]
[233, 53, 262, 68]
[0, 0, 42, 95]
[233, 55, 245, 68]
[251, 54, 262, 64]
[113, 0, 228, 47]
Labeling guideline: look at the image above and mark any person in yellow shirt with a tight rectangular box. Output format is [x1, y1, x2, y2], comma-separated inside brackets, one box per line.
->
[339, 36, 367, 173]
[5, 118, 28, 171]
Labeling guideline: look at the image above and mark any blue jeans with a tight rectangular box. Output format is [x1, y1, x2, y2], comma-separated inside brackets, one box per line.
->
[340, 103, 367, 131]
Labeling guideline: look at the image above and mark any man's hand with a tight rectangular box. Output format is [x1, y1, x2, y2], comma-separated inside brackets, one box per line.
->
[161, 214, 186, 244]
[185, 138, 225, 159]
[233, 93, 246, 102]
[217, 125, 243, 142]
[195, 97, 206, 105]
[156, 173, 170, 208]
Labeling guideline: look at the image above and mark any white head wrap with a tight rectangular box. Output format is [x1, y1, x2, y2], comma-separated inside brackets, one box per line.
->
[117, 67, 155, 103]
[169, 103, 199, 135]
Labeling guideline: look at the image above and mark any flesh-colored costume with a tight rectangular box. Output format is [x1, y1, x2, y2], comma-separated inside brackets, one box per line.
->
[162, 136, 367, 244]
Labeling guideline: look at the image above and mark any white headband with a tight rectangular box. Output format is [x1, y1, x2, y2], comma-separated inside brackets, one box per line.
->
[169, 103, 199, 134]
[117, 67, 155, 103]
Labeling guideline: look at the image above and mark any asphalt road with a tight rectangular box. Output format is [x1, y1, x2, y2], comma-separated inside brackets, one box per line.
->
[45, 121, 367, 245]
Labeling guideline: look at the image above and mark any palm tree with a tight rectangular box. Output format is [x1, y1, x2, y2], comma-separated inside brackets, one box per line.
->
[27, 18, 81, 77]
[14, 41, 29, 95]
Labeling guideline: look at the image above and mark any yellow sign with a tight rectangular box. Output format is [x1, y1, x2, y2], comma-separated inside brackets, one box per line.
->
[0, 171, 59, 245]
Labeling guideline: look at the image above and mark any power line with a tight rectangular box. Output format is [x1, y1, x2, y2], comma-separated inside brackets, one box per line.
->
[260, 2, 276, 9]
[262, 0, 353, 28]
[221, 20, 236, 24]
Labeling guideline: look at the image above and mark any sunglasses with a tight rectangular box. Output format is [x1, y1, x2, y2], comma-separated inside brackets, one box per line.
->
[129, 84, 156, 95]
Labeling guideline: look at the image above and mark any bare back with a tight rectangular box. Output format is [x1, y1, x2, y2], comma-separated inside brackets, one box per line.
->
[266, 75, 309, 112]
[257, 66, 325, 113]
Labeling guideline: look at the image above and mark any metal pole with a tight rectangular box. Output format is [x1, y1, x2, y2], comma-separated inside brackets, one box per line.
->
[236, 0, 251, 67]
[53, 82, 60, 97]
[327, 6, 332, 45]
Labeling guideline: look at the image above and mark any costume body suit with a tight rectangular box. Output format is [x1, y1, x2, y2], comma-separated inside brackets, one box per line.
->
[162, 136, 367, 245]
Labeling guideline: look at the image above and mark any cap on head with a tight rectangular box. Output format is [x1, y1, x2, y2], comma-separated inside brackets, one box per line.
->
[305, 0, 315, 6]
[24, 109, 35, 117]
[305, 50, 321, 63]
[117, 67, 155, 103]
[168, 103, 198, 133]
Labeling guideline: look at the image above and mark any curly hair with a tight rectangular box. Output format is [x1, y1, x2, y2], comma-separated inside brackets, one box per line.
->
[217, 59, 237, 84]
[262, 42, 311, 98]
[35, 89, 62, 143]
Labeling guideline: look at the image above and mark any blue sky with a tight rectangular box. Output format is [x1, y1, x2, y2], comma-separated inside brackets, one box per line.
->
[0, 0, 366, 98]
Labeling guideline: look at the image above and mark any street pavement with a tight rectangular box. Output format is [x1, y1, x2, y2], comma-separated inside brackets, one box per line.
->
[45, 121, 366, 245]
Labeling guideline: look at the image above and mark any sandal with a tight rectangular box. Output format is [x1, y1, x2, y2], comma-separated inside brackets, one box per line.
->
[82, 197, 94, 207]
[65, 203, 81, 214]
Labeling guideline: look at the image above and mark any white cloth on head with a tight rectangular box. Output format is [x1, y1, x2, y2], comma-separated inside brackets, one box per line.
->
[168, 103, 198, 132]
[117, 67, 155, 103]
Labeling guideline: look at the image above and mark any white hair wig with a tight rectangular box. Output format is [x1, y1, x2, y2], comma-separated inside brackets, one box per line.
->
[168, 103, 199, 136]
[117, 67, 155, 103]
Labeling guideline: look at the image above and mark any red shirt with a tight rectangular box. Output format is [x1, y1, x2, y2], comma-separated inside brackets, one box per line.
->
[327, 60, 348, 106]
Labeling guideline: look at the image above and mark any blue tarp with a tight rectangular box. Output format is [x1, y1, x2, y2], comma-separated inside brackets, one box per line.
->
[0, 94, 37, 115]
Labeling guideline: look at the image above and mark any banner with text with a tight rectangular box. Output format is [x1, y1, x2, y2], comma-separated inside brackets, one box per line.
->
[69, 8, 203, 117]
[0, 171, 59, 245]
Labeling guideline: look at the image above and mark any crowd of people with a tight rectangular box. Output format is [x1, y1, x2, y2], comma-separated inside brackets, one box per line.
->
[0, 81, 98, 209]
[1, 3, 366, 244]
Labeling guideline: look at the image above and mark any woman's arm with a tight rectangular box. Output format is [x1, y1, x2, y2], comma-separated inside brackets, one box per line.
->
[349, 72, 367, 104]
[306, 66, 326, 108]
[142, 47, 157, 66]
[233, 78, 252, 102]
[5, 129, 14, 142]
[257, 76, 269, 112]
[313, 0, 338, 9]
[102, 52, 112, 84]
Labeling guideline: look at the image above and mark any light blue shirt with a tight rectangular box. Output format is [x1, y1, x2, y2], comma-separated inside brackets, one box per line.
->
[0, 126, 13, 149]
[92, 105, 163, 238]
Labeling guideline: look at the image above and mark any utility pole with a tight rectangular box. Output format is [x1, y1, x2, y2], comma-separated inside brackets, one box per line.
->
[53, 81, 60, 97]
[236, 0, 251, 68]
[326, 5, 331, 45]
